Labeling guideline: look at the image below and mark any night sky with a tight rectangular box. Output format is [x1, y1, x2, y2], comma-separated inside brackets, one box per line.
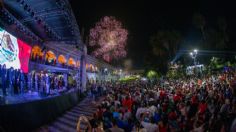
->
[69, 0, 236, 69]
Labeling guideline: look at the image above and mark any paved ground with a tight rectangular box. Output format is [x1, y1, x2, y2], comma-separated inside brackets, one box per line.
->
[37, 97, 104, 132]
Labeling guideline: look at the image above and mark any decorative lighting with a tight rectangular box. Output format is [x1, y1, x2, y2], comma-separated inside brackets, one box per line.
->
[104, 68, 108, 71]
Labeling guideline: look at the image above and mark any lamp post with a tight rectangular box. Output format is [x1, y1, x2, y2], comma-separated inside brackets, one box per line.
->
[104, 68, 108, 82]
[119, 69, 122, 80]
[190, 49, 198, 66]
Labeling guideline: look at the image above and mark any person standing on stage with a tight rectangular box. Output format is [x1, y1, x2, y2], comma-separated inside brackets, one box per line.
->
[35, 73, 38, 92]
[45, 73, 50, 95]
[32, 72, 35, 91]
[13, 69, 18, 94]
[40, 73, 45, 94]
[8, 67, 14, 95]
[15, 69, 21, 94]
[27, 72, 32, 92]
[54, 76, 58, 90]
[1, 64, 7, 96]
[19, 70, 25, 94]
[0, 64, 2, 94]
[50, 75, 55, 90]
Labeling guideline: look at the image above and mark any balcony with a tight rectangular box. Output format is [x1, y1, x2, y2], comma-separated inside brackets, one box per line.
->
[30, 57, 79, 71]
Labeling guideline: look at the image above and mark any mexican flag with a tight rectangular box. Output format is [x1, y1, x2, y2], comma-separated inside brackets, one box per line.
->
[0, 26, 32, 73]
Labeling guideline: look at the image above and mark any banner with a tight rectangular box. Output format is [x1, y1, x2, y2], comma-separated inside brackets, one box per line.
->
[0, 27, 31, 73]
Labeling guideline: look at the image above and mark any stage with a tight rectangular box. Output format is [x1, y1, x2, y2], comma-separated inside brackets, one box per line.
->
[0, 90, 85, 132]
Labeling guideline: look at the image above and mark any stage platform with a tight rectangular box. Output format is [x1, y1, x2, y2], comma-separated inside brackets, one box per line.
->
[0, 89, 75, 105]
[0, 90, 85, 132]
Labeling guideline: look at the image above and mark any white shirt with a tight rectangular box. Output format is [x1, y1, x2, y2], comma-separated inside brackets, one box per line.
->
[141, 121, 158, 132]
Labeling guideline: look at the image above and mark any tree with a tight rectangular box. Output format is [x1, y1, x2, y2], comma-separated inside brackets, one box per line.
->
[0, 0, 4, 9]
[205, 17, 229, 50]
[206, 28, 225, 50]
[149, 30, 182, 74]
[193, 13, 206, 42]
[217, 17, 229, 48]
[89, 16, 128, 62]
[150, 30, 182, 60]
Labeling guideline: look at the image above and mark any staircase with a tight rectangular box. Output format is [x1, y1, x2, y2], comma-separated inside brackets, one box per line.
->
[37, 97, 103, 132]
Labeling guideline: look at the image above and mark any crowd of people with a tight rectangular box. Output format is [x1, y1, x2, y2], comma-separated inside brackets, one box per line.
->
[0, 64, 75, 97]
[78, 70, 236, 132]
[0, 64, 25, 96]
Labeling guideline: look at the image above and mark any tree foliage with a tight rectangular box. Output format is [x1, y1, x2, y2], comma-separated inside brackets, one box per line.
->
[150, 30, 182, 60]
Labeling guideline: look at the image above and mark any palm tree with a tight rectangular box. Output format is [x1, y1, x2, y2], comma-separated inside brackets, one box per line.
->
[217, 17, 229, 49]
[0, 0, 3, 8]
[193, 13, 206, 42]
[150, 30, 182, 60]
[149, 30, 182, 74]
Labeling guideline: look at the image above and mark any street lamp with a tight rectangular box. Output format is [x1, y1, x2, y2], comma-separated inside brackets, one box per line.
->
[104, 68, 108, 72]
[190, 49, 198, 66]
[119, 69, 122, 80]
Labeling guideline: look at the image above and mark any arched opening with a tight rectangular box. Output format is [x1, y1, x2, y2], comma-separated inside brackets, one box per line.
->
[58, 55, 67, 65]
[86, 64, 89, 70]
[68, 57, 76, 67]
[76, 61, 80, 67]
[95, 66, 98, 72]
[45, 51, 56, 64]
[31, 45, 43, 60]
[90, 64, 94, 71]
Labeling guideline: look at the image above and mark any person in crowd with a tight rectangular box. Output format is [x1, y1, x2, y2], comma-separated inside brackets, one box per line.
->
[108, 119, 125, 132]
[89, 70, 236, 132]
[76, 115, 92, 132]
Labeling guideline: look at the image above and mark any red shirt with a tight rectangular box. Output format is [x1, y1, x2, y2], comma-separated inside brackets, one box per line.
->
[199, 103, 207, 114]
[160, 90, 166, 99]
[191, 95, 198, 104]
[168, 111, 177, 120]
[122, 98, 133, 111]
[173, 94, 181, 103]
[159, 125, 167, 132]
